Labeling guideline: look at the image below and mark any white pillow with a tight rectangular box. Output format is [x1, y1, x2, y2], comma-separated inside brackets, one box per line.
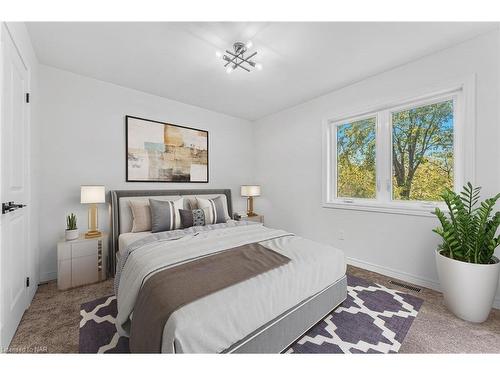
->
[196, 196, 229, 224]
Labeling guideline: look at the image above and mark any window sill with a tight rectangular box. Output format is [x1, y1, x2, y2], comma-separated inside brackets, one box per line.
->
[322, 200, 443, 217]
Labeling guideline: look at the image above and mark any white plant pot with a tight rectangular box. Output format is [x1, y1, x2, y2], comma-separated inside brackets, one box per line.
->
[65, 229, 79, 241]
[436, 250, 500, 323]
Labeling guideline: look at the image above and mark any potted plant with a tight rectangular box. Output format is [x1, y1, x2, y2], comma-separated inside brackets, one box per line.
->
[433, 183, 500, 323]
[65, 213, 79, 241]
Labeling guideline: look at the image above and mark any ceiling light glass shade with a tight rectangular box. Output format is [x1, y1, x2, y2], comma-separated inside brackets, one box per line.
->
[241, 185, 261, 197]
[226, 65, 234, 74]
[81, 185, 105, 204]
[245, 40, 253, 49]
[255, 63, 263, 71]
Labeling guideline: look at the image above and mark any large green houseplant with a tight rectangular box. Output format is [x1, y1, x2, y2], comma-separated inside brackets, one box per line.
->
[432, 183, 500, 322]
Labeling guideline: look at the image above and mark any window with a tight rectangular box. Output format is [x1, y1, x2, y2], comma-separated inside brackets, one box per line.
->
[337, 116, 376, 199]
[391, 100, 454, 201]
[324, 87, 469, 216]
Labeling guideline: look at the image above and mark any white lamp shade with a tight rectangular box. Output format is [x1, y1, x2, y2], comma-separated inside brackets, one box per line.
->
[81, 185, 105, 204]
[241, 185, 261, 197]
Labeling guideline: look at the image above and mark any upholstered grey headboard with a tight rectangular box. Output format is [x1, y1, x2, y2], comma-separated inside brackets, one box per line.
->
[109, 188, 232, 274]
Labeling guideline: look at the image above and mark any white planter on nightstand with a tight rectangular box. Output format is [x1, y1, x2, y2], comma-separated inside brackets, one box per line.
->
[65, 229, 79, 241]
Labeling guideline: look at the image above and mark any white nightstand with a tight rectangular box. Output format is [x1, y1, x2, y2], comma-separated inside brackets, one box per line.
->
[57, 233, 108, 290]
[238, 215, 264, 224]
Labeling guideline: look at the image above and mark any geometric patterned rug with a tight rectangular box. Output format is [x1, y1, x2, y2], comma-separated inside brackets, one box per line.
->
[79, 274, 423, 354]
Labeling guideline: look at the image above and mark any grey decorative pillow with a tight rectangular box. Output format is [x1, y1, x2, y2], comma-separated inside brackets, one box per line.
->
[196, 196, 228, 224]
[179, 208, 207, 229]
[149, 198, 183, 233]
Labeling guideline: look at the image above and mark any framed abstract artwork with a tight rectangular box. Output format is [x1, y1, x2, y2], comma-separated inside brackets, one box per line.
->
[126, 115, 209, 182]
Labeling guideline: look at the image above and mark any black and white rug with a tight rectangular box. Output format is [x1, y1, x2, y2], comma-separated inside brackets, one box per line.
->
[79, 274, 423, 354]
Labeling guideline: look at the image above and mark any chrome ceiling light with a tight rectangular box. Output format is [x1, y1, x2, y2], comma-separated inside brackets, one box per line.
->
[216, 41, 263, 74]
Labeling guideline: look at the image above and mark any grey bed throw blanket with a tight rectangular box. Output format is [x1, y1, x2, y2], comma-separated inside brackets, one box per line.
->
[129, 242, 291, 353]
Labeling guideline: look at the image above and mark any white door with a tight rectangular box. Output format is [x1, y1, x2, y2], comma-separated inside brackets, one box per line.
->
[0, 25, 30, 349]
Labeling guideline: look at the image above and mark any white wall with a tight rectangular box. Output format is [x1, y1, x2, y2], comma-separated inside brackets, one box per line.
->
[253, 30, 500, 306]
[38, 65, 255, 281]
[2, 22, 41, 300]
[34, 28, 500, 309]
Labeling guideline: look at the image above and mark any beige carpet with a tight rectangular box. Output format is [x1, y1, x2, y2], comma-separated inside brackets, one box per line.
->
[8, 265, 500, 353]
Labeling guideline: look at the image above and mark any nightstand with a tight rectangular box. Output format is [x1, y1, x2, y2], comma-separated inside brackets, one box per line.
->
[57, 233, 108, 290]
[238, 215, 264, 224]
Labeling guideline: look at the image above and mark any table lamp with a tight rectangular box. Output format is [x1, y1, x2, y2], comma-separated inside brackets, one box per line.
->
[81, 185, 105, 238]
[241, 185, 261, 217]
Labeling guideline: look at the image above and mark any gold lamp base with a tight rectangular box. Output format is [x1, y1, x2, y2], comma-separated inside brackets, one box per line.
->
[85, 230, 102, 239]
[85, 203, 102, 238]
[246, 196, 258, 217]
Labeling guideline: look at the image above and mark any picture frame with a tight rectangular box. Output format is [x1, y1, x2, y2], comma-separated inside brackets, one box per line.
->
[126, 115, 209, 183]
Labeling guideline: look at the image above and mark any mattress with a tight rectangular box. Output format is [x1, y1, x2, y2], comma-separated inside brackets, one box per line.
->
[116, 222, 346, 353]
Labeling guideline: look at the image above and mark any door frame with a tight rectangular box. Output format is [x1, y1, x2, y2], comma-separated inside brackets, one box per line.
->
[0, 21, 34, 350]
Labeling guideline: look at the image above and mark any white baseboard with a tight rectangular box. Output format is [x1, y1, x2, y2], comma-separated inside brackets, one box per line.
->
[28, 282, 38, 304]
[40, 271, 57, 283]
[346, 256, 500, 309]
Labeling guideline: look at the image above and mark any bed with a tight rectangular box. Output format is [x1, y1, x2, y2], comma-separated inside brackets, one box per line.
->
[110, 189, 347, 353]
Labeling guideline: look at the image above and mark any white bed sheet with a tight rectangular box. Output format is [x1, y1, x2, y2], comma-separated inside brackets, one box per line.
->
[116, 224, 346, 353]
[118, 220, 241, 254]
[118, 232, 151, 254]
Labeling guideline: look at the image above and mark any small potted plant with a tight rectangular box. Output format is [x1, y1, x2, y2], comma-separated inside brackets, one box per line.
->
[65, 213, 79, 241]
[433, 183, 500, 323]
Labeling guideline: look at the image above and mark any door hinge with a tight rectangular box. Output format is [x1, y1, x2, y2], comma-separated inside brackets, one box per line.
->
[25, 92, 30, 103]
[26, 277, 30, 288]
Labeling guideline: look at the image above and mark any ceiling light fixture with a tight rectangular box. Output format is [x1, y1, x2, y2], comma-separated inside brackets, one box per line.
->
[217, 41, 263, 73]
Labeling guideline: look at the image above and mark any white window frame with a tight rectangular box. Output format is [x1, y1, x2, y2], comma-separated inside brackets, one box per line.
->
[322, 76, 475, 217]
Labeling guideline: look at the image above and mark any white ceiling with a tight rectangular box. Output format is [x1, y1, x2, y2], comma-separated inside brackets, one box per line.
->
[26, 22, 497, 120]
